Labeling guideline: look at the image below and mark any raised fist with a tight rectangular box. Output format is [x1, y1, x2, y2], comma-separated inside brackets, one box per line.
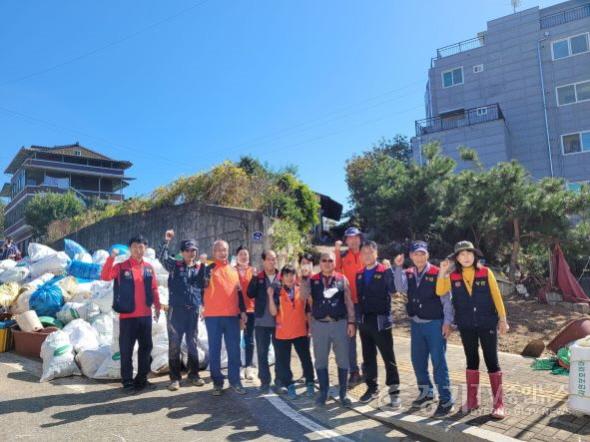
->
[165, 229, 175, 241]
[335, 240, 343, 249]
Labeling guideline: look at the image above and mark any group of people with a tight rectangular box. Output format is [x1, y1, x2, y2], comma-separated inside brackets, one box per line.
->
[99, 226, 509, 420]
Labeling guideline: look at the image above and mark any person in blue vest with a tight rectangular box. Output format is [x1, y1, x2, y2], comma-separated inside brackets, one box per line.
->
[404, 240, 455, 416]
[302, 251, 356, 407]
[356, 241, 405, 409]
[158, 229, 205, 391]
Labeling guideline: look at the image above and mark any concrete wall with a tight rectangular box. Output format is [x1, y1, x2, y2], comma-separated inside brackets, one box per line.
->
[421, 0, 590, 183]
[53, 203, 272, 268]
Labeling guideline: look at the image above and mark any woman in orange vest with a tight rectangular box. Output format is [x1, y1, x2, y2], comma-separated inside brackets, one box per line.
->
[235, 246, 256, 381]
[267, 264, 315, 400]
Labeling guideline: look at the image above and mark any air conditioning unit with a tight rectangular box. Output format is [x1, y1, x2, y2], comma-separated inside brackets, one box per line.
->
[473, 64, 484, 73]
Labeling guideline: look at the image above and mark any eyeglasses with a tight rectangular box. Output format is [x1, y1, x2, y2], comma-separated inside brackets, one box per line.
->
[321, 259, 334, 263]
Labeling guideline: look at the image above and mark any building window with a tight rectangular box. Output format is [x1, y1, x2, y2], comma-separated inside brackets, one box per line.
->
[442, 67, 463, 88]
[473, 64, 484, 73]
[562, 131, 590, 154]
[476, 107, 488, 116]
[557, 80, 590, 106]
[74, 150, 82, 156]
[552, 33, 590, 60]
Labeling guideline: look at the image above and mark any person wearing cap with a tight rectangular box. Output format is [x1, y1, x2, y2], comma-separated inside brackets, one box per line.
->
[437, 241, 509, 419]
[335, 226, 364, 387]
[101, 234, 161, 394]
[203, 240, 247, 396]
[158, 229, 205, 391]
[356, 241, 405, 409]
[404, 240, 454, 416]
[247, 250, 282, 393]
[267, 265, 315, 400]
[301, 251, 356, 407]
[235, 245, 256, 381]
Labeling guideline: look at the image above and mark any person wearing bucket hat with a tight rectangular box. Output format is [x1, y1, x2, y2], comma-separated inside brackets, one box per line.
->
[158, 229, 205, 391]
[335, 226, 364, 387]
[403, 240, 455, 417]
[437, 240, 509, 420]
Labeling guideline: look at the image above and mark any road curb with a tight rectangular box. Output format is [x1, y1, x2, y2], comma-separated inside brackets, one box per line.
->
[349, 403, 520, 442]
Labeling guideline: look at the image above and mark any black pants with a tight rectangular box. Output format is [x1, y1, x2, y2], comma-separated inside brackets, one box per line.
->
[255, 326, 279, 386]
[359, 315, 400, 392]
[275, 336, 314, 387]
[167, 305, 199, 381]
[120, 316, 153, 387]
[458, 327, 500, 373]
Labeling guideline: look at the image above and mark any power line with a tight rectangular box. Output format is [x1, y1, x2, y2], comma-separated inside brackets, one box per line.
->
[0, 0, 210, 89]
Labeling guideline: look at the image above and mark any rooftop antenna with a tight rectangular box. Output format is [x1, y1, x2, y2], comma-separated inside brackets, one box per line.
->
[511, 0, 522, 13]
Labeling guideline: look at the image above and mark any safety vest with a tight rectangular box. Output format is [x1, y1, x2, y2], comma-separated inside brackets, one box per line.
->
[406, 265, 443, 320]
[168, 260, 203, 308]
[356, 264, 392, 315]
[275, 286, 308, 340]
[450, 267, 498, 329]
[310, 272, 347, 320]
[113, 259, 155, 314]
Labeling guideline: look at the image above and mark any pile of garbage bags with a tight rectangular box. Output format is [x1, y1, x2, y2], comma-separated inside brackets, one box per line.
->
[0, 239, 214, 383]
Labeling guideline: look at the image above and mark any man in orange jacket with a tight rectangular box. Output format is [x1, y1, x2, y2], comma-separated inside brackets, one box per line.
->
[335, 227, 364, 386]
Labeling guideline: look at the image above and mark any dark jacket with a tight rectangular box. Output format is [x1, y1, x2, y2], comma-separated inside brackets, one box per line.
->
[158, 241, 204, 309]
[247, 270, 280, 318]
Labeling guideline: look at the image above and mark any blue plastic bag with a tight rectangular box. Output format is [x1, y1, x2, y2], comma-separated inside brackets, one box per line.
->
[64, 239, 88, 260]
[68, 260, 102, 280]
[29, 282, 64, 317]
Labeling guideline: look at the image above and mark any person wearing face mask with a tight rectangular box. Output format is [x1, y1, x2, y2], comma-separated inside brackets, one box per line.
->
[101, 234, 161, 394]
[235, 246, 256, 381]
[298, 252, 315, 281]
[267, 265, 315, 400]
[437, 241, 509, 420]
[158, 229, 205, 391]
[302, 251, 356, 407]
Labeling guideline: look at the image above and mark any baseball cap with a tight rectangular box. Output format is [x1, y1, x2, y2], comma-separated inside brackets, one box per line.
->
[410, 241, 428, 253]
[180, 239, 198, 252]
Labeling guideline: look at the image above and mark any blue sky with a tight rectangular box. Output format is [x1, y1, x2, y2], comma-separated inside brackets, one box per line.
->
[0, 0, 563, 210]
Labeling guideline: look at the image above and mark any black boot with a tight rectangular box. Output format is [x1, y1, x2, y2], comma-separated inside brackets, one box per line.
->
[315, 368, 329, 407]
[338, 368, 351, 407]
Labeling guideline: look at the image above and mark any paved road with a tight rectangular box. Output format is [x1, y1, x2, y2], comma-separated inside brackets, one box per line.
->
[0, 353, 426, 442]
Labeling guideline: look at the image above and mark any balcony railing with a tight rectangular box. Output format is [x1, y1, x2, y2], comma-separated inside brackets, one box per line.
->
[5, 185, 123, 212]
[415, 104, 504, 137]
[431, 35, 485, 67]
[540, 3, 590, 29]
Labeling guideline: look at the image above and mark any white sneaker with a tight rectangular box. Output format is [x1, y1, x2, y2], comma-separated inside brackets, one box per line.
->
[240, 368, 246, 380]
[245, 367, 254, 381]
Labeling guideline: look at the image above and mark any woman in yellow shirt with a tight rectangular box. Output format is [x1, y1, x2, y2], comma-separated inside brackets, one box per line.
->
[437, 241, 509, 420]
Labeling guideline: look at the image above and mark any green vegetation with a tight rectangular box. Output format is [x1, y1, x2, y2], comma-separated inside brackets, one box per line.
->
[25, 192, 85, 240]
[346, 139, 590, 283]
[40, 158, 320, 256]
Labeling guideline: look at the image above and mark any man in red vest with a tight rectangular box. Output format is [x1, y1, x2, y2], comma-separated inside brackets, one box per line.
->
[101, 235, 161, 394]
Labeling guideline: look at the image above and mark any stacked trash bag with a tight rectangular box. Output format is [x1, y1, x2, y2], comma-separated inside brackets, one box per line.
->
[0, 239, 211, 383]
